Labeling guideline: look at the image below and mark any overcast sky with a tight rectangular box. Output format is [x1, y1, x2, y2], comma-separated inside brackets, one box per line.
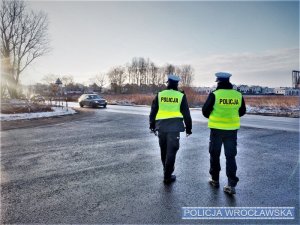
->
[23, 0, 299, 87]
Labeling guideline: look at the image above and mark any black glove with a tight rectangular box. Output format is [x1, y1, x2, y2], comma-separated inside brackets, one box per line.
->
[186, 129, 192, 135]
[149, 122, 156, 132]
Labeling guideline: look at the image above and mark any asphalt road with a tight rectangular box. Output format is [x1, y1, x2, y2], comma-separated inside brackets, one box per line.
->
[1, 105, 299, 224]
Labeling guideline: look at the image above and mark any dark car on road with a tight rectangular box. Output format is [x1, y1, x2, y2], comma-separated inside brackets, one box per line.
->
[78, 94, 107, 108]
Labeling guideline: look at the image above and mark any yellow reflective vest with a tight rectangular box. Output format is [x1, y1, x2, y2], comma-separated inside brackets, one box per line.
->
[208, 89, 242, 130]
[155, 90, 184, 120]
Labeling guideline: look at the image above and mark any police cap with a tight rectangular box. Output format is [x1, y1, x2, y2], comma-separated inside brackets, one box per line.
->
[167, 74, 181, 82]
[215, 72, 232, 82]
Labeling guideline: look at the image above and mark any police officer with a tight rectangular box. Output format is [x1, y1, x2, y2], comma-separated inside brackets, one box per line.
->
[149, 74, 192, 184]
[202, 72, 246, 194]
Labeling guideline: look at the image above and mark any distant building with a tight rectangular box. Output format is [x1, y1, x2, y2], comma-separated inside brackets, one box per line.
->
[274, 87, 286, 95]
[284, 88, 300, 96]
[193, 87, 213, 94]
[249, 86, 262, 94]
[274, 87, 300, 96]
[262, 87, 274, 95]
[237, 85, 250, 94]
[88, 83, 103, 93]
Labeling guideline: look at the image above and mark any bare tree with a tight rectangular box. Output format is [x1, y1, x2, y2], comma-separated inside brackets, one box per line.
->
[90, 73, 106, 93]
[144, 58, 150, 85]
[165, 64, 175, 75]
[149, 62, 158, 85]
[61, 75, 74, 86]
[179, 65, 194, 87]
[42, 74, 57, 85]
[0, 0, 50, 98]
[138, 57, 147, 86]
[130, 57, 139, 85]
[125, 63, 133, 84]
[107, 66, 126, 93]
[157, 67, 167, 85]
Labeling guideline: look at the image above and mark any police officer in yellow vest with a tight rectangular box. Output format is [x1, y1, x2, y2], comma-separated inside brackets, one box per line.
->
[202, 72, 246, 194]
[149, 74, 192, 184]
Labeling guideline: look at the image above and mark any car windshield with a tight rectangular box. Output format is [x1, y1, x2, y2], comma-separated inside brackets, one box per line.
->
[88, 95, 101, 99]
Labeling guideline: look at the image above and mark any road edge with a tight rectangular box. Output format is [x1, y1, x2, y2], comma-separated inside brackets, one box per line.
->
[0, 108, 95, 131]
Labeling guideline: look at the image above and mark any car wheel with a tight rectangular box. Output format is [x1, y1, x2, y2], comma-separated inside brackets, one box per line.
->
[79, 103, 84, 107]
[103, 104, 107, 108]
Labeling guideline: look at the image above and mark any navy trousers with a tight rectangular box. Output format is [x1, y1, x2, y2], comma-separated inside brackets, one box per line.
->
[158, 132, 180, 179]
[209, 129, 239, 187]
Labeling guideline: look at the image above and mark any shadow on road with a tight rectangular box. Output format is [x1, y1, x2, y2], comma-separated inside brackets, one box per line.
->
[224, 193, 237, 206]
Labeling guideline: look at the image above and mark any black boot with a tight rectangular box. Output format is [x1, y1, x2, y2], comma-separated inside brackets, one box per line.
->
[164, 175, 176, 184]
[209, 178, 220, 188]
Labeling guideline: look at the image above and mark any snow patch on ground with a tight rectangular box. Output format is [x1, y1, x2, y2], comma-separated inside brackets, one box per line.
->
[246, 105, 299, 116]
[0, 107, 77, 121]
[109, 100, 135, 106]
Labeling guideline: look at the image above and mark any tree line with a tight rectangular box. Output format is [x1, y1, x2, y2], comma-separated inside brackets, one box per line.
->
[107, 57, 194, 93]
[36, 58, 195, 96]
[52, 59, 195, 94]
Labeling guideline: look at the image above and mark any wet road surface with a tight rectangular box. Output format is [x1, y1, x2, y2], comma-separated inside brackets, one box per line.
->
[1, 106, 299, 224]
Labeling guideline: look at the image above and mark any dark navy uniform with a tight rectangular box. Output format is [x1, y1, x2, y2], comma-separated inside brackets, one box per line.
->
[202, 72, 246, 194]
[149, 74, 192, 184]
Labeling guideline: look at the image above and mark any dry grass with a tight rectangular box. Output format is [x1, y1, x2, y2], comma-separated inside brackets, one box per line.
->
[181, 87, 208, 107]
[103, 89, 207, 107]
[103, 88, 208, 107]
[244, 96, 299, 108]
[103, 94, 155, 105]
[1, 102, 52, 114]
[104, 92, 299, 108]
